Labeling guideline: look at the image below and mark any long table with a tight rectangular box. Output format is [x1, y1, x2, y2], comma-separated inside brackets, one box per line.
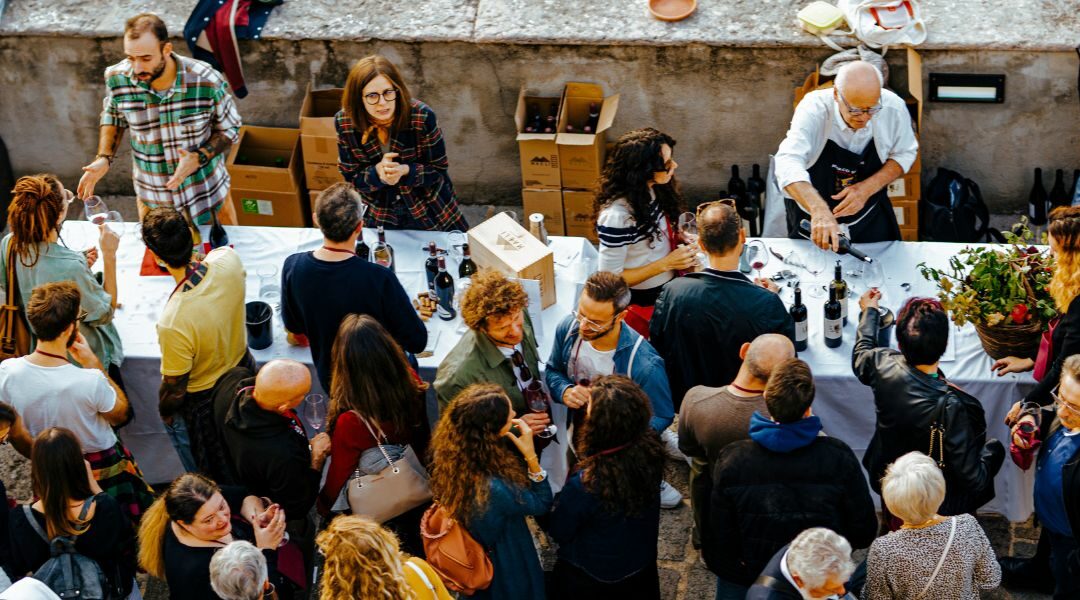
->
[65, 222, 1035, 520]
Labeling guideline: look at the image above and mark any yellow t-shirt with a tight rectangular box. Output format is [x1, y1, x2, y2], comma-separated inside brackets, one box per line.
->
[403, 557, 453, 600]
[157, 247, 247, 392]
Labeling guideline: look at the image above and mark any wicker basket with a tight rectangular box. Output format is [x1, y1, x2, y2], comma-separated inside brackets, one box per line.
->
[973, 319, 1042, 360]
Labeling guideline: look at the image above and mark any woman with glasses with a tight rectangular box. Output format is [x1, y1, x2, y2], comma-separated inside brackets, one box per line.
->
[335, 55, 468, 232]
[595, 128, 697, 338]
[0, 174, 124, 393]
[774, 61, 917, 248]
[429, 383, 553, 600]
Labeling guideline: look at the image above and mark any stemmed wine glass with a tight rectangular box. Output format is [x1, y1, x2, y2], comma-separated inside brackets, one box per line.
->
[446, 230, 466, 262]
[303, 394, 326, 434]
[677, 212, 706, 268]
[803, 244, 828, 298]
[524, 382, 557, 439]
[745, 240, 769, 281]
[83, 196, 122, 231]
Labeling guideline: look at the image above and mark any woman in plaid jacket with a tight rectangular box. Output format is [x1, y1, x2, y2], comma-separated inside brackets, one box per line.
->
[335, 55, 469, 232]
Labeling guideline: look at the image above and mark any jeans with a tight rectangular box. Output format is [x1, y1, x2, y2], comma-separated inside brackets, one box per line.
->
[164, 417, 197, 473]
[714, 576, 748, 600]
[1047, 530, 1080, 600]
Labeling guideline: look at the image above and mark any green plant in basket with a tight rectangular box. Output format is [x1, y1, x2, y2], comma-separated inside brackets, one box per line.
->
[918, 222, 1056, 330]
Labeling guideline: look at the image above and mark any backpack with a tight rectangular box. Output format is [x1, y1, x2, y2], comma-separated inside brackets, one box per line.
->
[420, 503, 493, 595]
[23, 498, 119, 600]
[919, 168, 1001, 243]
[837, 0, 927, 52]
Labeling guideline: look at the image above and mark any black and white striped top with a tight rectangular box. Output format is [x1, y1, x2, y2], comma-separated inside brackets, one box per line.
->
[596, 195, 674, 290]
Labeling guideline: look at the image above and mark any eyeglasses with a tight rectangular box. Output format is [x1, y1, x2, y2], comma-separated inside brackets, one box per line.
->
[836, 89, 883, 117]
[76, 308, 88, 323]
[1050, 386, 1080, 417]
[572, 309, 618, 331]
[511, 349, 534, 383]
[695, 198, 737, 218]
[363, 88, 398, 105]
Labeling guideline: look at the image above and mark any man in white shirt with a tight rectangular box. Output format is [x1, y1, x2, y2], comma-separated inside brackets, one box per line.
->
[774, 61, 918, 250]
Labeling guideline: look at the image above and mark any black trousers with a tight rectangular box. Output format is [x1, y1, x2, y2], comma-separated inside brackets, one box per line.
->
[549, 559, 660, 600]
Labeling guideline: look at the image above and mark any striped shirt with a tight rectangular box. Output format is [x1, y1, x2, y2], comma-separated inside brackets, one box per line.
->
[596, 195, 675, 290]
[100, 53, 241, 223]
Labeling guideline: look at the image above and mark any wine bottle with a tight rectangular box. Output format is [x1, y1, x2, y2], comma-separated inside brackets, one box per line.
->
[1072, 169, 1080, 207]
[824, 286, 843, 349]
[747, 164, 767, 234]
[525, 102, 541, 133]
[797, 220, 874, 263]
[424, 241, 439, 291]
[458, 243, 478, 279]
[1029, 168, 1048, 226]
[355, 234, 370, 261]
[583, 102, 600, 133]
[728, 165, 747, 208]
[209, 208, 229, 250]
[373, 226, 395, 273]
[434, 256, 456, 321]
[790, 287, 808, 352]
[830, 261, 848, 326]
[543, 105, 557, 134]
[1050, 169, 1071, 211]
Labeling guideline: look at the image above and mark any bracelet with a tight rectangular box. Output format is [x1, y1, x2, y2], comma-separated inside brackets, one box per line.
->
[523, 453, 538, 463]
[95, 153, 114, 166]
[527, 468, 547, 483]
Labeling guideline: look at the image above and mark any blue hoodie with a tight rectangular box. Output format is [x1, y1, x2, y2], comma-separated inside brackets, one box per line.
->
[748, 412, 823, 453]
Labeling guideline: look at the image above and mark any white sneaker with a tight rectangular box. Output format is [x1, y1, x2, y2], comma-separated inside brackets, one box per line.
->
[661, 429, 690, 466]
[660, 480, 682, 509]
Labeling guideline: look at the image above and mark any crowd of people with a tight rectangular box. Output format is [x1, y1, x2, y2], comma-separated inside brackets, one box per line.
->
[0, 9, 1076, 600]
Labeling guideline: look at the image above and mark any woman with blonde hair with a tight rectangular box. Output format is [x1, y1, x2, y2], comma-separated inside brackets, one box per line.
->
[335, 55, 467, 231]
[428, 383, 553, 600]
[316, 515, 450, 600]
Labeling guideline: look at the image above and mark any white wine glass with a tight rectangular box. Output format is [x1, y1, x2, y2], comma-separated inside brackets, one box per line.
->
[803, 244, 828, 298]
[303, 394, 326, 435]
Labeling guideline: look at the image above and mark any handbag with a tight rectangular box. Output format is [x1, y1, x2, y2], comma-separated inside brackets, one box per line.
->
[420, 503, 494, 595]
[1033, 316, 1061, 382]
[0, 239, 31, 361]
[345, 414, 431, 523]
[837, 0, 927, 52]
[916, 517, 957, 599]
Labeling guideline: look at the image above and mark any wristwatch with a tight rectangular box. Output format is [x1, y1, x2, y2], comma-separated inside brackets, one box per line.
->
[196, 148, 211, 167]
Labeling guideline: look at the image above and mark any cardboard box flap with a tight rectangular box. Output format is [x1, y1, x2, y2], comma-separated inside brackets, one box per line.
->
[596, 94, 619, 135]
[906, 47, 923, 133]
[227, 126, 301, 192]
[563, 82, 604, 100]
[299, 83, 344, 138]
[515, 88, 560, 141]
[557, 131, 600, 146]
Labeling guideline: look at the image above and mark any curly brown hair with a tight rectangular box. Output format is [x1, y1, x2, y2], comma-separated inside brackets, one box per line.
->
[428, 384, 528, 522]
[316, 515, 414, 600]
[577, 375, 665, 517]
[459, 269, 528, 331]
[594, 128, 684, 244]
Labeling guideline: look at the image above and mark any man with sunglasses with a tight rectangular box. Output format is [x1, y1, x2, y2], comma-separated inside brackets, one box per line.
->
[545, 271, 681, 507]
[774, 61, 918, 249]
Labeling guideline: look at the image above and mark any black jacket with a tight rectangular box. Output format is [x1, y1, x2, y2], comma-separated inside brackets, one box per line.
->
[649, 269, 794, 410]
[853, 309, 1005, 515]
[745, 544, 800, 600]
[706, 427, 877, 585]
[1026, 295, 1080, 407]
[215, 375, 321, 518]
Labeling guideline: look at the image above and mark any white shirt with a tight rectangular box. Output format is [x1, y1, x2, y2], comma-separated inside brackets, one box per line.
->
[774, 88, 919, 192]
[568, 338, 616, 384]
[0, 358, 118, 453]
[498, 345, 530, 389]
[596, 193, 674, 291]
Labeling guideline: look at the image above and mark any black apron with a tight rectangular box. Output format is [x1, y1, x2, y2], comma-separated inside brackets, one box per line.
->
[785, 138, 901, 243]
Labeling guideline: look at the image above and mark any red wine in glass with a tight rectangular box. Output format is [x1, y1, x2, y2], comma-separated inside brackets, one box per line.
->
[525, 381, 557, 439]
[751, 260, 765, 270]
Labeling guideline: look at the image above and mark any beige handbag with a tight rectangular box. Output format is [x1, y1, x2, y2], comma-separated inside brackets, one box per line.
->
[346, 415, 432, 523]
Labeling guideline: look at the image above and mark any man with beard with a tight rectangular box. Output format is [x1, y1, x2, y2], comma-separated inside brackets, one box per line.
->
[78, 13, 241, 226]
[545, 271, 680, 508]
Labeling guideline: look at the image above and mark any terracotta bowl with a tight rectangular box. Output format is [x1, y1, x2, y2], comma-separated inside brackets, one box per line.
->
[649, 0, 697, 22]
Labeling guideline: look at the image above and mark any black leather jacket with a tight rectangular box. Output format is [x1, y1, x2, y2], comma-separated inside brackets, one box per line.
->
[853, 308, 1005, 515]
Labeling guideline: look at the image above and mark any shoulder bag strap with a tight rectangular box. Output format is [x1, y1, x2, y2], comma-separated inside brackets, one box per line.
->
[22, 504, 49, 543]
[404, 560, 436, 596]
[917, 517, 957, 599]
[354, 412, 399, 471]
[625, 335, 645, 380]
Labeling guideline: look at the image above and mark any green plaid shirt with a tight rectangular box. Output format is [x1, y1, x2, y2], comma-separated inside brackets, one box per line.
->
[101, 53, 241, 222]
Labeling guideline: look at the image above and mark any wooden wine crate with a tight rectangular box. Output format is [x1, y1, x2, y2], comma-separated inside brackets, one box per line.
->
[900, 226, 919, 241]
[892, 199, 919, 229]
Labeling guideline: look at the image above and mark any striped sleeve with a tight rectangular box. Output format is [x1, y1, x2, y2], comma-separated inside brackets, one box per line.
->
[597, 204, 635, 275]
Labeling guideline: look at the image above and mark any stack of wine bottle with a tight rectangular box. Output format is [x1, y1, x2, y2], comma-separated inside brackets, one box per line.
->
[719, 164, 768, 237]
[1028, 168, 1080, 227]
[787, 261, 851, 352]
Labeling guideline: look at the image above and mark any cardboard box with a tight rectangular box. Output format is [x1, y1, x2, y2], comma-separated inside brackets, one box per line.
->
[299, 84, 345, 190]
[887, 173, 921, 202]
[515, 90, 562, 189]
[900, 226, 918, 242]
[467, 212, 557, 308]
[892, 199, 918, 228]
[556, 83, 619, 191]
[227, 126, 309, 227]
[522, 188, 565, 236]
[562, 189, 598, 243]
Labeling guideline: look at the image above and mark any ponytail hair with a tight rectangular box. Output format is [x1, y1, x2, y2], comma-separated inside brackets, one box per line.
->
[138, 473, 220, 578]
[8, 174, 65, 267]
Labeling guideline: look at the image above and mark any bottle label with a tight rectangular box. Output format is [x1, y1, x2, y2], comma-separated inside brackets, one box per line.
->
[795, 320, 808, 342]
[840, 299, 848, 322]
[824, 318, 842, 339]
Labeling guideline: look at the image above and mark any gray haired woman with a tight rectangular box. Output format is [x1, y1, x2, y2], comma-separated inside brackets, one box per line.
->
[209, 541, 276, 600]
[863, 452, 1001, 599]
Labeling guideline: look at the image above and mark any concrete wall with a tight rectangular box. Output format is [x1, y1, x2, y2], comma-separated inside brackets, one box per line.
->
[1, 36, 1077, 212]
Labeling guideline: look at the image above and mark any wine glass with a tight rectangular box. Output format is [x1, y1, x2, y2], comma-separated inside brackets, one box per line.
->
[524, 382, 557, 439]
[84, 196, 123, 231]
[803, 244, 828, 298]
[303, 394, 326, 434]
[677, 212, 707, 268]
[745, 240, 769, 281]
[256, 265, 281, 311]
[446, 230, 466, 262]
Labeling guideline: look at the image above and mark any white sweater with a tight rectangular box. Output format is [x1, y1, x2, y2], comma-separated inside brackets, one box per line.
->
[596, 196, 674, 290]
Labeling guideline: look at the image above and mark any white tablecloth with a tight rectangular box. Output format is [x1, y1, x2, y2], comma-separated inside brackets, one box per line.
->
[68, 222, 1036, 520]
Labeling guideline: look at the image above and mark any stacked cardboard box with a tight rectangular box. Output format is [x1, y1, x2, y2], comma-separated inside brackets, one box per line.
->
[889, 151, 921, 241]
[516, 89, 566, 236]
[226, 126, 310, 227]
[299, 84, 346, 209]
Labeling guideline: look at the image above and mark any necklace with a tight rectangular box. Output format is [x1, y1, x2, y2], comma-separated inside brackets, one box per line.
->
[320, 246, 356, 256]
[34, 349, 68, 361]
[901, 515, 945, 530]
[731, 383, 765, 395]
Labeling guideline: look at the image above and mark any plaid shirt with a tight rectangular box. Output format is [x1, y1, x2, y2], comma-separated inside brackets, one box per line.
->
[335, 100, 468, 231]
[101, 53, 241, 223]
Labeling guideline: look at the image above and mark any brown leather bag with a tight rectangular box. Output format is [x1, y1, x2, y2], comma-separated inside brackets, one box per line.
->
[420, 503, 493, 595]
[0, 241, 31, 361]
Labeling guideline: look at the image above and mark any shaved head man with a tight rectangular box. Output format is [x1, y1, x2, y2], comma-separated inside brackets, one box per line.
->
[253, 359, 312, 414]
[774, 60, 919, 249]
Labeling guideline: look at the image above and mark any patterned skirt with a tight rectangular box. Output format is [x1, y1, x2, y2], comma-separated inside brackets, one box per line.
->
[85, 441, 155, 525]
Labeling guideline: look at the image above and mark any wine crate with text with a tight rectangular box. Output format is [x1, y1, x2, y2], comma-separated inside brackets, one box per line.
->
[522, 188, 566, 236]
[467, 212, 557, 308]
[556, 83, 620, 191]
[516, 89, 563, 189]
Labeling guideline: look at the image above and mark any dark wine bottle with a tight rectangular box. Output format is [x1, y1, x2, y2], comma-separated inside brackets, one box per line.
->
[728, 165, 747, 205]
[525, 102, 541, 133]
[209, 208, 229, 250]
[1050, 169, 1071, 211]
[543, 105, 557, 134]
[356, 235, 370, 261]
[435, 256, 456, 321]
[583, 102, 600, 133]
[797, 220, 873, 263]
[824, 286, 843, 348]
[373, 226, 395, 273]
[747, 163, 767, 234]
[1072, 169, 1080, 207]
[830, 261, 848, 326]
[790, 287, 808, 352]
[424, 241, 439, 291]
[459, 243, 478, 279]
[1029, 168, 1048, 226]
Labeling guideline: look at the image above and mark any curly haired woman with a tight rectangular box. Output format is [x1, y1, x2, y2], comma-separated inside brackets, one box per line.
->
[594, 128, 697, 337]
[545, 375, 665, 599]
[316, 515, 451, 600]
[428, 383, 553, 600]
